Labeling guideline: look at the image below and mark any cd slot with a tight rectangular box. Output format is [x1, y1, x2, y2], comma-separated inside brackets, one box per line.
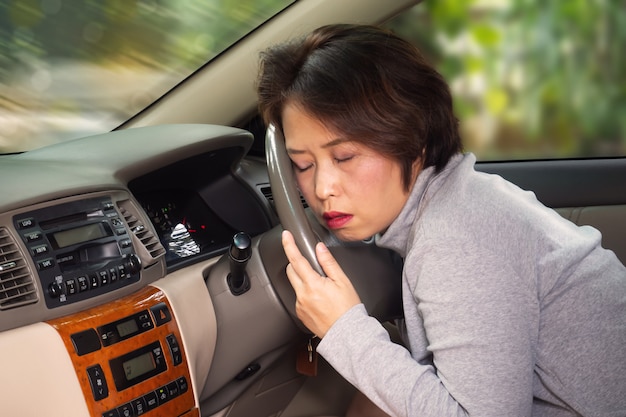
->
[39, 212, 92, 230]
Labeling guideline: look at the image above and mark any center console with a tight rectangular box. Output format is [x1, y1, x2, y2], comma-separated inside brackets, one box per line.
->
[48, 287, 197, 417]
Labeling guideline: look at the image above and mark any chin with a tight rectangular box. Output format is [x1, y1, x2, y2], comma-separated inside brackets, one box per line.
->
[332, 229, 373, 242]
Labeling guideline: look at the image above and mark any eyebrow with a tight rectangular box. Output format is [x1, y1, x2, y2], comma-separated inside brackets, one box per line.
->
[286, 137, 351, 155]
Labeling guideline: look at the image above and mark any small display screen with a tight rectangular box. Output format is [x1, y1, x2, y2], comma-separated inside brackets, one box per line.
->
[123, 352, 156, 381]
[52, 223, 109, 248]
[116, 319, 139, 338]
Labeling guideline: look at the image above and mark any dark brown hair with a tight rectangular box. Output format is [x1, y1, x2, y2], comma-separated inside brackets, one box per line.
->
[257, 24, 462, 189]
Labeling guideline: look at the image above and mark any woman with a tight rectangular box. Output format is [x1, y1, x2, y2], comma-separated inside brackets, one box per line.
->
[256, 24, 626, 416]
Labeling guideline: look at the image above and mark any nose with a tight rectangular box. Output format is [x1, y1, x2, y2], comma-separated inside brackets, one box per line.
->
[314, 164, 339, 200]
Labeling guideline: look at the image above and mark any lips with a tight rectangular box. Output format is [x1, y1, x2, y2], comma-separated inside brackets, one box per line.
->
[322, 211, 353, 229]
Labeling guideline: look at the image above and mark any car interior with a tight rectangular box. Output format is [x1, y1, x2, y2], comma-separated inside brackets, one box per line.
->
[0, 1, 624, 416]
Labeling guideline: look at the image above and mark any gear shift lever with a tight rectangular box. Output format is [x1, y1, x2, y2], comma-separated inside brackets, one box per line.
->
[227, 232, 251, 295]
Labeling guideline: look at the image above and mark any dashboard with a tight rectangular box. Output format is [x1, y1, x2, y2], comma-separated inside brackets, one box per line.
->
[0, 124, 298, 417]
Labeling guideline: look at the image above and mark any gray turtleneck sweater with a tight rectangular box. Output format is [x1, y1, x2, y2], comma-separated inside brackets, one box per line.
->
[317, 153, 626, 416]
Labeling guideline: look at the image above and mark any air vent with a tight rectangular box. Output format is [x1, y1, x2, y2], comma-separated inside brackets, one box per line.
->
[118, 201, 166, 262]
[0, 228, 38, 310]
[260, 185, 308, 208]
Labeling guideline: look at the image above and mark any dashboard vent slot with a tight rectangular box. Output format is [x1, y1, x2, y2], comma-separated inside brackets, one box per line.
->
[260, 185, 308, 208]
[118, 202, 166, 262]
[0, 228, 38, 310]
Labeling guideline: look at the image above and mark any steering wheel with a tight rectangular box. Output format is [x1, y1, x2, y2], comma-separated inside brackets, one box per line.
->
[263, 123, 403, 329]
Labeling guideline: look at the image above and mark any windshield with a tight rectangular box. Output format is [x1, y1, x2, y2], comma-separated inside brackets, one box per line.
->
[0, 0, 293, 153]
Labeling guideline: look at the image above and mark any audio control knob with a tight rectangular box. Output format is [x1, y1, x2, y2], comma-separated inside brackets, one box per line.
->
[123, 253, 142, 275]
[48, 281, 64, 298]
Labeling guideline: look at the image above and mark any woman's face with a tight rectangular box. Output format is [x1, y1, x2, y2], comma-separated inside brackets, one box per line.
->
[282, 102, 416, 241]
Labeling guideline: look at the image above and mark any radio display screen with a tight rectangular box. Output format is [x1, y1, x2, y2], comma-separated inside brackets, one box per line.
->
[51, 222, 109, 248]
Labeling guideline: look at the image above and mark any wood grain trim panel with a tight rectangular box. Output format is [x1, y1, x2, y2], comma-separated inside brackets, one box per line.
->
[48, 286, 195, 417]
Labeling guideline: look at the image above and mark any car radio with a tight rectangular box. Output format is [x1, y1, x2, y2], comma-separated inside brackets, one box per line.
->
[14, 196, 141, 308]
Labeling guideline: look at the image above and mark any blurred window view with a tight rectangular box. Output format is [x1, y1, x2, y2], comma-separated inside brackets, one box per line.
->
[0, 0, 292, 153]
[387, 0, 626, 161]
[2, 1, 624, 161]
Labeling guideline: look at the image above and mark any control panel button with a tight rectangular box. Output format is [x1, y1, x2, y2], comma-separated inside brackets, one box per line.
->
[166, 334, 182, 366]
[143, 391, 158, 411]
[117, 403, 133, 417]
[89, 274, 100, 289]
[23, 230, 42, 242]
[176, 376, 189, 394]
[166, 381, 179, 398]
[150, 303, 172, 327]
[37, 258, 55, 270]
[48, 281, 64, 298]
[154, 385, 169, 405]
[102, 410, 120, 417]
[30, 244, 49, 256]
[131, 397, 147, 416]
[86, 364, 108, 401]
[17, 217, 35, 229]
[65, 279, 77, 295]
[70, 328, 101, 356]
[98, 270, 109, 286]
[77, 275, 89, 292]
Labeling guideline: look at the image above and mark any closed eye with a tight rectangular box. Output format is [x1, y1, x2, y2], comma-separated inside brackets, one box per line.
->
[292, 161, 313, 173]
[335, 155, 354, 163]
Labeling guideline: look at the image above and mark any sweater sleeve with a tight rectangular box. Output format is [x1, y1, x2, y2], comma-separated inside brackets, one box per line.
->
[317, 241, 538, 417]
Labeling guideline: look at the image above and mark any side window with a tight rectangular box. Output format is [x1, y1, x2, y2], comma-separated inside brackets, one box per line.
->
[386, 1, 626, 161]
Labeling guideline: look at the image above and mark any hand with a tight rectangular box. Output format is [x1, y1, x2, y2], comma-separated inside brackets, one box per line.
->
[282, 230, 362, 338]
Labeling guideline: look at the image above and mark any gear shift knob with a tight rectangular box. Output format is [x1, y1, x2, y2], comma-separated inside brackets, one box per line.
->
[228, 232, 251, 295]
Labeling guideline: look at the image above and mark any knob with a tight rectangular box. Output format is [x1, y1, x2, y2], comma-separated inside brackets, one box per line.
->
[228, 232, 251, 295]
[123, 253, 142, 276]
[48, 281, 64, 298]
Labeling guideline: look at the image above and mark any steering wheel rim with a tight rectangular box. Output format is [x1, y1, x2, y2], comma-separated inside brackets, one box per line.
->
[265, 123, 327, 276]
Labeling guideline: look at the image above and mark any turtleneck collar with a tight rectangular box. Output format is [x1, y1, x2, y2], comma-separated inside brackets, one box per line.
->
[374, 153, 467, 257]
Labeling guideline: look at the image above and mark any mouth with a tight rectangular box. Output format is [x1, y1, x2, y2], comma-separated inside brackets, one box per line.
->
[322, 211, 353, 230]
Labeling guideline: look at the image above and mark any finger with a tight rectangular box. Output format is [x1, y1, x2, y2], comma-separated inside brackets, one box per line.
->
[281, 230, 303, 263]
[315, 242, 347, 282]
[282, 230, 318, 275]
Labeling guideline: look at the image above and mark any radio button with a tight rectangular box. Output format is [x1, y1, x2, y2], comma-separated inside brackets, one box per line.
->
[109, 267, 119, 283]
[77, 275, 89, 292]
[30, 244, 49, 256]
[37, 258, 55, 270]
[115, 227, 127, 236]
[98, 270, 109, 286]
[17, 217, 35, 229]
[89, 274, 100, 289]
[118, 264, 128, 280]
[24, 230, 42, 242]
[65, 279, 77, 295]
